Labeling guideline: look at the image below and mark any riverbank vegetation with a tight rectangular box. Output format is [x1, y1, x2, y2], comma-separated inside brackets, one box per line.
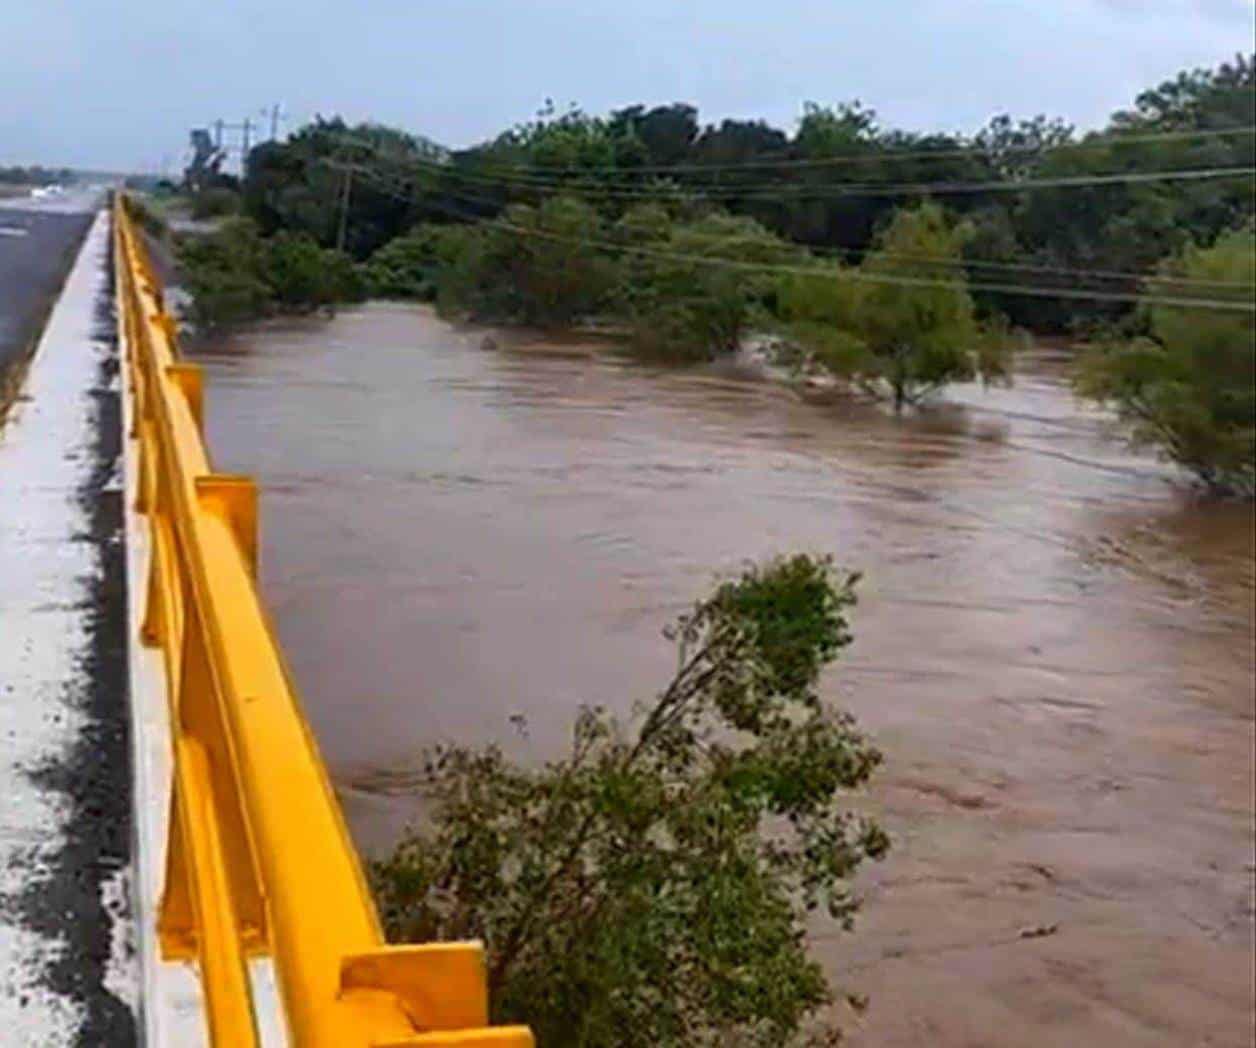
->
[371, 554, 887, 1046]
[1077, 227, 1255, 495]
[0, 165, 75, 188]
[177, 218, 363, 330]
[170, 53, 1254, 488]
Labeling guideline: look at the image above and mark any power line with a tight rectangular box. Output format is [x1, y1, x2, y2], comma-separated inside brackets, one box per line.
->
[327, 130, 1256, 208]
[341, 137, 1256, 202]
[329, 141, 1256, 290]
[751, 241, 1256, 290]
[339, 162, 1256, 314]
[463, 125, 1256, 176]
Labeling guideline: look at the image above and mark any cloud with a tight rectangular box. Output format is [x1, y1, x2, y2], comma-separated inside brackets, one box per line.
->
[1093, 0, 1255, 25]
[1, 0, 1252, 170]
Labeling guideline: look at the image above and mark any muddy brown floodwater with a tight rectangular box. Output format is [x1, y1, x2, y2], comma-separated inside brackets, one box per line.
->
[193, 302, 1254, 1047]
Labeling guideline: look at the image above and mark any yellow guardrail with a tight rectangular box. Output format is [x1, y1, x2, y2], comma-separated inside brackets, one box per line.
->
[113, 193, 534, 1048]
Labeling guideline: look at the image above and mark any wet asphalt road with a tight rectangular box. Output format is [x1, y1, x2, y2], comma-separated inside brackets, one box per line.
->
[0, 193, 100, 395]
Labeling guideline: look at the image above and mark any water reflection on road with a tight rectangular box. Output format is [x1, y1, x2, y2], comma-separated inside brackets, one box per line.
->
[194, 303, 1254, 1047]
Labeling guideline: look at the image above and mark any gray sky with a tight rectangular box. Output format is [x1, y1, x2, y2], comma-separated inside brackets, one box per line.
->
[2, 0, 1253, 172]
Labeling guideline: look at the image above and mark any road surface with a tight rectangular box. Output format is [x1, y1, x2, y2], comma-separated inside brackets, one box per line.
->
[0, 187, 102, 401]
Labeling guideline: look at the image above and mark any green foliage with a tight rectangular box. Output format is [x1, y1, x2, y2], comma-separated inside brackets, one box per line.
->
[1011, 54, 1254, 330]
[264, 231, 365, 309]
[371, 555, 887, 1047]
[126, 195, 170, 241]
[627, 213, 798, 361]
[780, 203, 1016, 409]
[236, 55, 1254, 337]
[364, 225, 466, 300]
[493, 103, 625, 172]
[1076, 228, 1256, 495]
[242, 117, 445, 258]
[794, 102, 879, 158]
[176, 218, 364, 330]
[190, 186, 240, 220]
[438, 196, 619, 328]
[0, 165, 74, 186]
[176, 219, 272, 330]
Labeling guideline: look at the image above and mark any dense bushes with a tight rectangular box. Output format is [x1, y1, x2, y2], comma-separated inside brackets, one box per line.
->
[127, 195, 170, 241]
[239, 57, 1254, 334]
[623, 211, 799, 361]
[1076, 228, 1255, 495]
[176, 218, 364, 330]
[379, 201, 800, 361]
[363, 225, 466, 300]
[433, 197, 620, 327]
[189, 187, 241, 220]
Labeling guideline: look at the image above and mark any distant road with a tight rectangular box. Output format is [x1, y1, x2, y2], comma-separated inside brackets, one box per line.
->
[0, 187, 105, 387]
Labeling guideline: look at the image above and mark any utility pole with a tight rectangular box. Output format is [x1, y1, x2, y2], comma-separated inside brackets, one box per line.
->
[214, 119, 224, 150]
[336, 165, 353, 253]
[264, 103, 284, 142]
[241, 117, 254, 160]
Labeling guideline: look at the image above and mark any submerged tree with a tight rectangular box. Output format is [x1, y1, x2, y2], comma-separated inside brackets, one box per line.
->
[1076, 228, 1256, 496]
[779, 203, 1016, 411]
[371, 555, 888, 1047]
[626, 212, 799, 361]
[435, 195, 619, 328]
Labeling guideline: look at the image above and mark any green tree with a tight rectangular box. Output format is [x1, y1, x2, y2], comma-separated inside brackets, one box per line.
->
[628, 213, 798, 361]
[780, 203, 1015, 410]
[436, 196, 618, 328]
[364, 224, 468, 300]
[176, 218, 273, 329]
[1076, 228, 1256, 495]
[242, 117, 444, 257]
[264, 232, 365, 310]
[371, 555, 887, 1048]
[190, 186, 241, 220]
[176, 218, 364, 329]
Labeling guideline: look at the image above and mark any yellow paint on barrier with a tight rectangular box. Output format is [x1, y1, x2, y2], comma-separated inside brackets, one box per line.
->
[113, 194, 534, 1048]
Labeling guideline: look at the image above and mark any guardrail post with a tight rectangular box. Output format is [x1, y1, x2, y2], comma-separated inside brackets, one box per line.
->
[160, 595, 270, 959]
[167, 364, 204, 435]
[340, 944, 489, 1031]
[196, 475, 259, 579]
[171, 737, 261, 1047]
[139, 514, 170, 648]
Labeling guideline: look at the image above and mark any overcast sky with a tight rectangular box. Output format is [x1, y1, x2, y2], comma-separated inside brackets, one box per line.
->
[2, 0, 1253, 172]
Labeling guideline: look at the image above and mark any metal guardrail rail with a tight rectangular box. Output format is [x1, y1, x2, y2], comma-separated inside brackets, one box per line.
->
[113, 194, 534, 1047]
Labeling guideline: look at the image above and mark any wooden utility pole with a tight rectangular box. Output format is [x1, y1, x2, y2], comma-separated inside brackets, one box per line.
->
[336, 166, 353, 253]
[266, 104, 284, 141]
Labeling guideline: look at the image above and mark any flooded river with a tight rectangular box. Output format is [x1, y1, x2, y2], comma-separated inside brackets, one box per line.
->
[193, 302, 1254, 1047]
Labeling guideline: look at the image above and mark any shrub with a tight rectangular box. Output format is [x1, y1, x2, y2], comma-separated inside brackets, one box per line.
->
[176, 219, 366, 329]
[371, 555, 888, 1047]
[437, 197, 620, 328]
[365, 225, 468, 300]
[190, 187, 241, 220]
[127, 195, 169, 240]
[176, 219, 271, 329]
[626, 213, 797, 362]
[1076, 228, 1255, 495]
